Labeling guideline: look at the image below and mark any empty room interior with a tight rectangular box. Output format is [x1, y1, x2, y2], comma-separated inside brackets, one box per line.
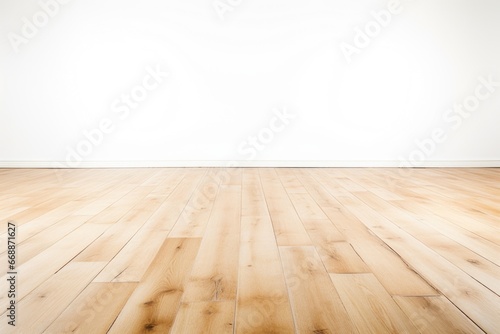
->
[1, 0, 500, 333]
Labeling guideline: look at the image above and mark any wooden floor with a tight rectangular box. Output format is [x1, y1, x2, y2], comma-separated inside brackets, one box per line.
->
[0, 168, 499, 333]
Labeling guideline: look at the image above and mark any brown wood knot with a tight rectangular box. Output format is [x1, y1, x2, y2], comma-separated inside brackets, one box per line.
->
[466, 259, 480, 265]
[204, 306, 217, 316]
[144, 323, 156, 331]
[143, 300, 155, 306]
[162, 288, 179, 294]
[328, 252, 339, 260]
[313, 329, 329, 334]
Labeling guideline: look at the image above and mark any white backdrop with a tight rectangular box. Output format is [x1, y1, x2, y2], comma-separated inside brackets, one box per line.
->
[1, 0, 499, 167]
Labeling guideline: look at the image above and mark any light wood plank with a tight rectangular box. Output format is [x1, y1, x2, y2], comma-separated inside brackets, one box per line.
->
[143, 169, 206, 232]
[236, 216, 295, 333]
[0, 262, 105, 333]
[108, 238, 201, 333]
[288, 193, 329, 220]
[0, 223, 109, 312]
[280, 246, 357, 333]
[169, 169, 221, 238]
[393, 296, 484, 334]
[307, 170, 438, 296]
[83, 185, 156, 224]
[0, 215, 90, 266]
[170, 301, 234, 334]
[355, 191, 500, 295]
[320, 241, 370, 273]
[182, 185, 241, 303]
[333, 191, 500, 333]
[9, 200, 89, 242]
[331, 273, 419, 334]
[235, 168, 295, 333]
[74, 194, 165, 262]
[93, 228, 169, 282]
[240, 168, 269, 218]
[44, 282, 137, 334]
[259, 169, 311, 246]
[275, 168, 308, 193]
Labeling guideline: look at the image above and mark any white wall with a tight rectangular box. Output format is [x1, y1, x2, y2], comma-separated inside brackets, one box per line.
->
[1, 0, 499, 167]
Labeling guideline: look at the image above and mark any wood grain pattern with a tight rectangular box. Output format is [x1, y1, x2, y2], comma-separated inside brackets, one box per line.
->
[0, 223, 108, 312]
[0, 168, 498, 333]
[236, 219, 295, 333]
[280, 246, 357, 333]
[169, 169, 221, 238]
[308, 169, 439, 296]
[181, 185, 241, 303]
[108, 238, 201, 333]
[0, 262, 105, 333]
[331, 273, 419, 333]
[170, 301, 234, 334]
[235, 169, 295, 333]
[74, 194, 165, 262]
[393, 295, 484, 334]
[43, 282, 137, 334]
[259, 168, 311, 246]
